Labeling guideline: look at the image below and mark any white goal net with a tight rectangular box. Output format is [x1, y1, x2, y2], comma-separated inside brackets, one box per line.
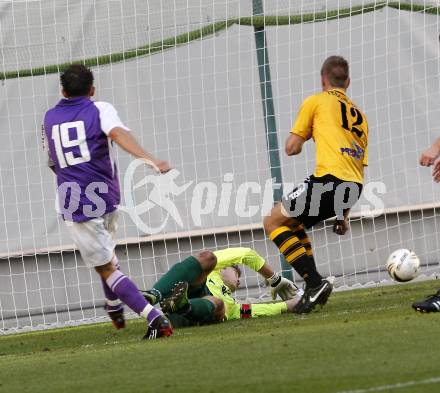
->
[1, 0, 440, 333]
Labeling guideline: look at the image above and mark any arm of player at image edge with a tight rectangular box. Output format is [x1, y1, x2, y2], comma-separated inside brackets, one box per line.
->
[420, 137, 440, 167]
[42, 126, 56, 174]
[47, 152, 56, 174]
[109, 127, 171, 173]
[419, 137, 440, 182]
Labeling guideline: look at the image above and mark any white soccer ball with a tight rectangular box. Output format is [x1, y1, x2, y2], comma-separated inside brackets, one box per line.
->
[386, 249, 420, 282]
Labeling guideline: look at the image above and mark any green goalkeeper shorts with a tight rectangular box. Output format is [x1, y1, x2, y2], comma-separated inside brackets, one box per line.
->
[188, 282, 212, 299]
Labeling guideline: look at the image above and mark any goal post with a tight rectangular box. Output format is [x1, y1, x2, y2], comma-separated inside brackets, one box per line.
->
[252, 0, 292, 280]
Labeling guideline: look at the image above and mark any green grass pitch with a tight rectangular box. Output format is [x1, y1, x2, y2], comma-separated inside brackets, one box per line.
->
[1, 281, 439, 393]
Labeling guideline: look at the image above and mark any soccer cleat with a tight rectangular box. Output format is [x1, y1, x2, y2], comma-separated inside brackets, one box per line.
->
[317, 276, 335, 306]
[143, 314, 173, 340]
[106, 308, 125, 330]
[160, 281, 190, 314]
[293, 278, 333, 314]
[412, 289, 440, 313]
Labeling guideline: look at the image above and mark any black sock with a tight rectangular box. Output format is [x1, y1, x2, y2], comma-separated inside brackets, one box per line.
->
[269, 226, 322, 287]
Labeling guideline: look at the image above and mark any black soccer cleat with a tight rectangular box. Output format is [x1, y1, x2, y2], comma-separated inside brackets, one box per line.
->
[316, 276, 335, 306]
[160, 281, 190, 314]
[293, 278, 333, 314]
[143, 314, 173, 340]
[107, 308, 125, 330]
[412, 289, 440, 313]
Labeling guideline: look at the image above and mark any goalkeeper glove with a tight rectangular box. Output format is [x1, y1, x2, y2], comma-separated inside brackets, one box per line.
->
[268, 272, 298, 300]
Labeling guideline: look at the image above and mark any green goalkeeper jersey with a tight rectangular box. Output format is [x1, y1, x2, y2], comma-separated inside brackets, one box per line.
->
[207, 248, 287, 320]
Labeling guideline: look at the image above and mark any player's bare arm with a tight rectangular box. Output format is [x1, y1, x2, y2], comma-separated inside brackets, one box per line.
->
[48, 154, 56, 174]
[420, 137, 440, 167]
[42, 125, 57, 174]
[109, 127, 171, 173]
[432, 160, 440, 183]
[285, 133, 307, 156]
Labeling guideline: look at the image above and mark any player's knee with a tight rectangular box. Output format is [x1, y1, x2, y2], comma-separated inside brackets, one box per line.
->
[209, 297, 225, 322]
[264, 205, 299, 234]
[264, 213, 282, 233]
[94, 261, 116, 279]
[195, 250, 217, 273]
[263, 214, 274, 232]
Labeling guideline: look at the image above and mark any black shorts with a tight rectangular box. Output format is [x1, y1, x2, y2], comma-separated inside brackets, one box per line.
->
[281, 174, 363, 229]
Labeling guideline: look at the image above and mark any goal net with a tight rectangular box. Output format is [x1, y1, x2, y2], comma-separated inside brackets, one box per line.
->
[1, 0, 439, 333]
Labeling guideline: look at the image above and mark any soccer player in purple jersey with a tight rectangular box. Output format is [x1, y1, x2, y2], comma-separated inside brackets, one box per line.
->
[43, 64, 173, 339]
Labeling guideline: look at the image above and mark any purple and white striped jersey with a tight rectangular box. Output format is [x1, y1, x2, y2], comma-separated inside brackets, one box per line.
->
[44, 96, 129, 222]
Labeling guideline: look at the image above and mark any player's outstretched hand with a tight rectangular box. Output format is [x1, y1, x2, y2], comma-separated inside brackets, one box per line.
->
[153, 160, 172, 173]
[420, 145, 440, 167]
[271, 276, 298, 300]
[333, 218, 349, 235]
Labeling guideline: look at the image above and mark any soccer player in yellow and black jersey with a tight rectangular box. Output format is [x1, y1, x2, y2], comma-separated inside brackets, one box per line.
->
[263, 56, 368, 314]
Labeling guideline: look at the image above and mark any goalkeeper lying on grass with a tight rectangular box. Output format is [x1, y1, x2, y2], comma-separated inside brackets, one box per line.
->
[142, 248, 302, 326]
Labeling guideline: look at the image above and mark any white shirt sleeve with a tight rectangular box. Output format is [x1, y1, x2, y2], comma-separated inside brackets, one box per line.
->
[94, 101, 130, 135]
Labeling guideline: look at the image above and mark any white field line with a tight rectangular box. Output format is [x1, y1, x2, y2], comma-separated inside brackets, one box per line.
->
[335, 377, 440, 393]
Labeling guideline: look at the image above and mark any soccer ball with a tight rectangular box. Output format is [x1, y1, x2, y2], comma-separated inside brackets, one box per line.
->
[386, 249, 420, 282]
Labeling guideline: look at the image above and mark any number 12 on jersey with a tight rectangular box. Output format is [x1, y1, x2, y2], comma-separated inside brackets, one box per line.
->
[338, 101, 364, 138]
[51, 121, 91, 168]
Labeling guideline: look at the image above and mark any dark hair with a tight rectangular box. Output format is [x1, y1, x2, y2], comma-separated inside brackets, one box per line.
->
[60, 64, 94, 97]
[321, 56, 349, 88]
